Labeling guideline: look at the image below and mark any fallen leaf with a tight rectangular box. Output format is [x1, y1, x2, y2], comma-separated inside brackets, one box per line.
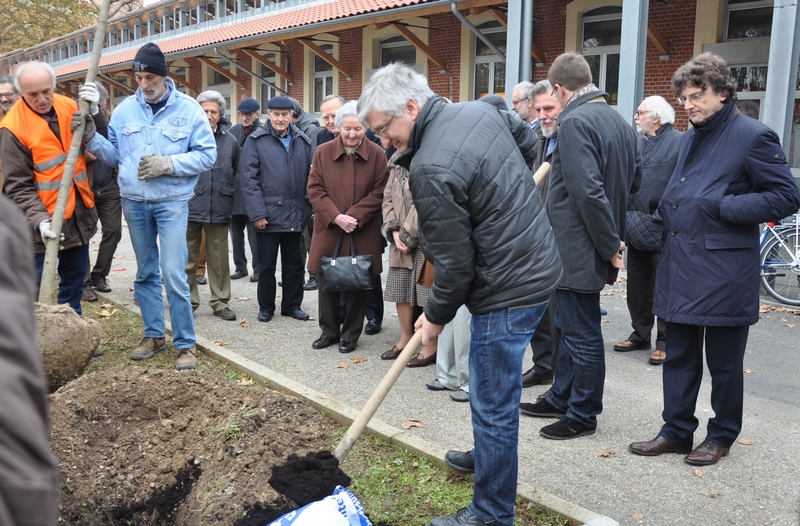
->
[412, 461, 419, 468]
[98, 308, 118, 317]
[351, 356, 368, 363]
[101, 303, 114, 308]
[631, 513, 644, 520]
[336, 362, 349, 369]
[239, 318, 251, 328]
[759, 306, 770, 313]
[600, 292, 614, 296]
[401, 419, 424, 429]
[239, 377, 254, 385]
[211, 339, 228, 346]
[694, 469, 703, 478]
[737, 438, 755, 445]
[128, 287, 135, 292]
[786, 323, 796, 328]
[601, 319, 610, 323]
[743, 368, 753, 374]
[710, 492, 724, 500]
[237, 296, 250, 301]
[596, 449, 615, 457]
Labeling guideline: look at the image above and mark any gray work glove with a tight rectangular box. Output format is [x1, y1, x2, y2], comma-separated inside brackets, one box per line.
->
[78, 82, 99, 115]
[71, 111, 96, 143]
[137, 155, 174, 180]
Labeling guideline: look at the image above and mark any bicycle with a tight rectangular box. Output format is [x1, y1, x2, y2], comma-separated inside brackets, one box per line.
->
[759, 212, 800, 306]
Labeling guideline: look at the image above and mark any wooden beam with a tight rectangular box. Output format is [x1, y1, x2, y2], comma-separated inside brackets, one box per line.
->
[487, 7, 507, 28]
[242, 48, 294, 83]
[197, 57, 246, 87]
[647, 21, 670, 56]
[100, 75, 135, 95]
[168, 72, 194, 92]
[373, 21, 390, 30]
[531, 43, 546, 65]
[294, 38, 353, 79]
[389, 22, 447, 71]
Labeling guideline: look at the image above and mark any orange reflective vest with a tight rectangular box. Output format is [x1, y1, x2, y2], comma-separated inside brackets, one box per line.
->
[0, 94, 93, 218]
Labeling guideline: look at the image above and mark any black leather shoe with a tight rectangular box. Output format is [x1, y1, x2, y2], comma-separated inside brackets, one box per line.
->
[231, 269, 248, 280]
[312, 336, 340, 349]
[82, 286, 98, 302]
[364, 319, 381, 335]
[303, 276, 318, 290]
[196, 275, 207, 285]
[249, 273, 258, 282]
[613, 339, 651, 352]
[429, 507, 489, 525]
[92, 277, 112, 292]
[214, 307, 237, 321]
[257, 309, 273, 322]
[444, 449, 474, 474]
[522, 367, 554, 388]
[282, 308, 310, 321]
[684, 439, 729, 466]
[338, 340, 356, 353]
[540, 417, 596, 440]
[519, 398, 566, 418]
[629, 435, 692, 456]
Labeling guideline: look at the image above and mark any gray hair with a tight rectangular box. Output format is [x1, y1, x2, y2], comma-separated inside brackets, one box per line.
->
[531, 79, 552, 97]
[334, 100, 361, 130]
[513, 81, 535, 101]
[196, 89, 226, 115]
[290, 97, 304, 118]
[357, 63, 434, 122]
[321, 94, 345, 107]
[94, 81, 109, 103]
[14, 61, 56, 92]
[0, 74, 16, 91]
[642, 95, 675, 125]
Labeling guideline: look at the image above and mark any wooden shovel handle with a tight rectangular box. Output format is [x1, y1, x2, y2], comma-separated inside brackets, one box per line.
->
[332, 330, 426, 461]
[533, 161, 551, 187]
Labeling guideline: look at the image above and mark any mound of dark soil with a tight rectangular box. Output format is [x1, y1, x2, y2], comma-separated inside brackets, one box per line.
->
[50, 368, 340, 525]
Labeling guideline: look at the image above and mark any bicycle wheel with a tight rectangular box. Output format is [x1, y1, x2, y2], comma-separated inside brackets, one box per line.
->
[760, 232, 800, 306]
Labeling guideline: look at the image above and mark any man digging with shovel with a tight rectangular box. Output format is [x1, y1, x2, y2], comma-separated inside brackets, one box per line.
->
[358, 64, 562, 526]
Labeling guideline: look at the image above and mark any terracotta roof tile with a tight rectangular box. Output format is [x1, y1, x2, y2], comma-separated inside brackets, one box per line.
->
[55, 0, 426, 77]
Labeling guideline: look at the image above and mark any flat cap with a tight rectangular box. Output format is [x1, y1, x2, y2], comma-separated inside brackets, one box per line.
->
[267, 96, 294, 110]
[237, 98, 260, 113]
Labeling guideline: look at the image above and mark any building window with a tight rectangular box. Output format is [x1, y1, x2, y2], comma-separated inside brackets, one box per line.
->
[473, 21, 506, 99]
[380, 35, 416, 66]
[582, 6, 621, 105]
[203, 1, 216, 21]
[726, 0, 773, 39]
[210, 61, 231, 86]
[259, 53, 279, 112]
[313, 44, 334, 113]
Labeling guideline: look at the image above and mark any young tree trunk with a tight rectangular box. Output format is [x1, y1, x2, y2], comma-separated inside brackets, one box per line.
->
[38, 0, 114, 303]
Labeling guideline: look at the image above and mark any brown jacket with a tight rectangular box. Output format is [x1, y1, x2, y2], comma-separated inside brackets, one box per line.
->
[0, 195, 59, 526]
[381, 151, 419, 270]
[307, 137, 389, 275]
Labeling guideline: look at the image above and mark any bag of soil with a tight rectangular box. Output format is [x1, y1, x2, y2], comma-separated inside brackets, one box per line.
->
[267, 485, 372, 526]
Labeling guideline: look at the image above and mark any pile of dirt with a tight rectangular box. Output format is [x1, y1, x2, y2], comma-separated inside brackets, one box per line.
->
[50, 368, 342, 526]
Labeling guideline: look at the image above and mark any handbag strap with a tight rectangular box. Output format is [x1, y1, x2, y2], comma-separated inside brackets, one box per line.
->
[333, 231, 360, 257]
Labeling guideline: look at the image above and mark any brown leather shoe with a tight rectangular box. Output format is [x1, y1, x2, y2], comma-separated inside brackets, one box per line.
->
[629, 435, 692, 456]
[613, 340, 651, 352]
[407, 351, 437, 368]
[381, 345, 403, 360]
[649, 349, 666, 365]
[522, 367, 554, 388]
[684, 439, 729, 466]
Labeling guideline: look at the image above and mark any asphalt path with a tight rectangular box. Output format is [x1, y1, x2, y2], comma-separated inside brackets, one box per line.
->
[92, 222, 800, 526]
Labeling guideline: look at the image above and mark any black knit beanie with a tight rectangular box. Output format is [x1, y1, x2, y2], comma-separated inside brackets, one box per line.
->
[132, 43, 168, 77]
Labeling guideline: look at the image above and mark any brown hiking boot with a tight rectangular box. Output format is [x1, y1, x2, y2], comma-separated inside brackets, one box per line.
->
[130, 337, 167, 361]
[175, 347, 198, 370]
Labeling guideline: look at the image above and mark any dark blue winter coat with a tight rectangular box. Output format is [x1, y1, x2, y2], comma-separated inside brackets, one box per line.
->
[653, 100, 800, 326]
[239, 120, 313, 233]
[188, 120, 239, 224]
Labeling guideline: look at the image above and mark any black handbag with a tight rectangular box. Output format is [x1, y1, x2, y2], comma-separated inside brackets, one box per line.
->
[320, 232, 374, 292]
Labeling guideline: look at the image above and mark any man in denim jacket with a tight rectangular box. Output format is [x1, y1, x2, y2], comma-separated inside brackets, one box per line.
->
[79, 43, 216, 370]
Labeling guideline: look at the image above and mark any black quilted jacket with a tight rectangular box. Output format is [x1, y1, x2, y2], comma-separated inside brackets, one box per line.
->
[626, 124, 682, 252]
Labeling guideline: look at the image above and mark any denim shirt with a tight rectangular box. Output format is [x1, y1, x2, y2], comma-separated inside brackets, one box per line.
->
[86, 77, 216, 202]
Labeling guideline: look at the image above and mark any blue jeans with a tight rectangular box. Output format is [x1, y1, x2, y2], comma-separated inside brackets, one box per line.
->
[546, 289, 605, 427]
[122, 198, 195, 349]
[35, 244, 89, 315]
[468, 301, 549, 526]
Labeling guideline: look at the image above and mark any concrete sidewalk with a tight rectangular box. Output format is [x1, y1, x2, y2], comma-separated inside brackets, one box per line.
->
[93, 224, 800, 525]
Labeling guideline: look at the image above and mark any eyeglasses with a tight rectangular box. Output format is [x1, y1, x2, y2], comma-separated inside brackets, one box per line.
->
[634, 110, 648, 117]
[0, 92, 16, 99]
[676, 91, 707, 106]
[237, 110, 257, 117]
[550, 84, 558, 98]
[511, 97, 528, 107]
[375, 115, 395, 137]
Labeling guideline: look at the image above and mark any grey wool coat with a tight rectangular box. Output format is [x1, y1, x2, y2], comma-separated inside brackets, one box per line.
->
[547, 90, 643, 293]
